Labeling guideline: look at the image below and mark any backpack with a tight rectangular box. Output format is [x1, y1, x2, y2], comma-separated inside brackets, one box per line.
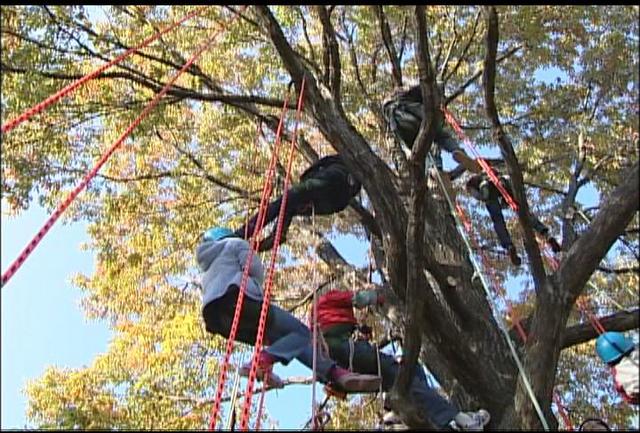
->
[382, 86, 424, 148]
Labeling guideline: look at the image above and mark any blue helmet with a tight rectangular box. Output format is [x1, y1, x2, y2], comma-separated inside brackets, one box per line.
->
[595, 332, 634, 364]
[202, 227, 234, 242]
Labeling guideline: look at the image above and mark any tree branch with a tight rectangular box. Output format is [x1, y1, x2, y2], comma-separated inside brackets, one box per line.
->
[316, 6, 342, 104]
[482, 7, 547, 292]
[556, 162, 639, 300]
[561, 309, 640, 349]
[374, 5, 403, 87]
[446, 44, 522, 106]
[444, 9, 481, 84]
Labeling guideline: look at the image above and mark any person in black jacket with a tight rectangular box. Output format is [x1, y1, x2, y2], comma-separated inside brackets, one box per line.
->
[465, 171, 561, 266]
[235, 154, 361, 251]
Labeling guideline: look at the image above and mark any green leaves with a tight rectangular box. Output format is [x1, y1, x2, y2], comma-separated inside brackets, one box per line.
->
[3, 5, 637, 429]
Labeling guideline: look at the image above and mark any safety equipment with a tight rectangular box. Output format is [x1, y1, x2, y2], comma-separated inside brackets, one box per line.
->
[203, 227, 234, 242]
[596, 332, 634, 364]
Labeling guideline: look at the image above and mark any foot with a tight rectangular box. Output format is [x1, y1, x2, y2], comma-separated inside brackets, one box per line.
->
[330, 366, 381, 393]
[507, 245, 521, 266]
[450, 409, 491, 431]
[547, 237, 562, 253]
[238, 353, 284, 389]
[382, 411, 409, 430]
[452, 150, 482, 174]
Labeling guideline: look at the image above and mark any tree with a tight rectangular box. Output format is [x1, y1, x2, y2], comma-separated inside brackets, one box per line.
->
[2, 5, 638, 430]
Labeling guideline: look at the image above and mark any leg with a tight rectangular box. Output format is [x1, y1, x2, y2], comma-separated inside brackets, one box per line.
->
[485, 200, 521, 266]
[485, 200, 513, 250]
[235, 180, 318, 243]
[262, 303, 336, 382]
[327, 339, 459, 428]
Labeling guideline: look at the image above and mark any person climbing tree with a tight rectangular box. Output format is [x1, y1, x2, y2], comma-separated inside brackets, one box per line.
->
[312, 288, 491, 431]
[464, 170, 561, 266]
[382, 84, 482, 175]
[196, 227, 382, 393]
[595, 331, 639, 405]
[234, 154, 361, 252]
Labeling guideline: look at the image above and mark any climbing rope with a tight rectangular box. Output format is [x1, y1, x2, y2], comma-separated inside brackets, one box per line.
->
[442, 107, 519, 212]
[226, 348, 250, 430]
[311, 204, 320, 430]
[428, 154, 551, 431]
[1, 10, 241, 289]
[1, 6, 207, 134]
[239, 75, 307, 431]
[208, 82, 293, 430]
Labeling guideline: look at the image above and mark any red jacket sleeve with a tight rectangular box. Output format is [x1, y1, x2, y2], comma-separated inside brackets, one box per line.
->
[319, 290, 354, 308]
[315, 290, 357, 330]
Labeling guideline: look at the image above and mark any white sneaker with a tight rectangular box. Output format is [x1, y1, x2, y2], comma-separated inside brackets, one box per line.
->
[452, 409, 491, 431]
[382, 411, 409, 431]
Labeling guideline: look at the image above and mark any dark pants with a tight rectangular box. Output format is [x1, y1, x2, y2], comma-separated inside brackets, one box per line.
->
[235, 175, 351, 251]
[485, 199, 549, 249]
[203, 286, 335, 380]
[325, 336, 459, 428]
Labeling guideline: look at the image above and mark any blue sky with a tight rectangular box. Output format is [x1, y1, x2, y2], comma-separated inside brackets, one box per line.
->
[0, 200, 369, 429]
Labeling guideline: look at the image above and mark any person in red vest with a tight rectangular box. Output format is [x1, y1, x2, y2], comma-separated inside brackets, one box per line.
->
[313, 288, 491, 431]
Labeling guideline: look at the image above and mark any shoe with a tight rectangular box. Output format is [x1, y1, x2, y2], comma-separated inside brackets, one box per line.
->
[507, 245, 521, 266]
[451, 409, 491, 431]
[452, 150, 482, 174]
[330, 366, 381, 393]
[547, 237, 561, 253]
[382, 411, 409, 430]
[238, 352, 284, 389]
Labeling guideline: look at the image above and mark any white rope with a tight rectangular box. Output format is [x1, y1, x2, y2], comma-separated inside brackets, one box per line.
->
[428, 154, 550, 431]
[226, 348, 249, 430]
[311, 204, 319, 430]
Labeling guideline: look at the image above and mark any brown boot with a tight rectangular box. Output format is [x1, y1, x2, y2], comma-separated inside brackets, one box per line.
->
[452, 150, 482, 174]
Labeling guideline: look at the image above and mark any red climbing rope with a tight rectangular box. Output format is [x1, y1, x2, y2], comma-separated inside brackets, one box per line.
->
[208, 85, 293, 430]
[1, 6, 207, 134]
[239, 76, 306, 431]
[443, 107, 520, 212]
[1, 10, 240, 289]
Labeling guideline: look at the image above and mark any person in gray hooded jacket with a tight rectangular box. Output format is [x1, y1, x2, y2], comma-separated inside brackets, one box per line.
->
[196, 226, 381, 392]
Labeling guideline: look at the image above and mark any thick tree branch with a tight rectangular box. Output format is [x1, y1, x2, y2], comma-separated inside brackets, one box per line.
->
[561, 309, 640, 349]
[387, 8, 439, 430]
[556, 162, 639, 299]
[482, 7, 547, 293]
